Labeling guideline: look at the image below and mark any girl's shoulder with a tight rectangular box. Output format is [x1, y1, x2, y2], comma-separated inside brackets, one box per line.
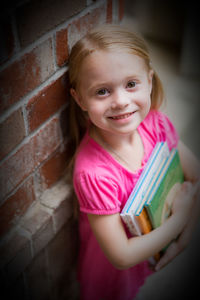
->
[142, 110, 172, 134]
[140, 110, 179, 151]
[143, 109, 169, 127]
[73, 133, 125, 215]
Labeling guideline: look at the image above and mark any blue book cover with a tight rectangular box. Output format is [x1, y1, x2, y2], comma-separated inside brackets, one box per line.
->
[120, 142, 184, 236]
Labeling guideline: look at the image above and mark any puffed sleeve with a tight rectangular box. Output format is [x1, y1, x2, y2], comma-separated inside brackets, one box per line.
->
[156, 111, 179, 150]
[74, 172, 120, 215]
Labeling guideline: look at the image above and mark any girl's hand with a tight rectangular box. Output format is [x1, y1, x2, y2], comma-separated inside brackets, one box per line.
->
[171, 182, 196, 224]
[155, 181, 200, 271]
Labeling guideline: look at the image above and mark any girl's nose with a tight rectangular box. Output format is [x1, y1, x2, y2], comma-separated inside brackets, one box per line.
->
[111, 90, 129, 109]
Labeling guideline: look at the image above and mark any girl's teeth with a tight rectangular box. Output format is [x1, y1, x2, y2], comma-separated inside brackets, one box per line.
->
[112, 113, 132, 120]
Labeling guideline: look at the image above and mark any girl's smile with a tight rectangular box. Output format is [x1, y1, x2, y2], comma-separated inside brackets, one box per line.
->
[108, 111, 137, 124]
[71, 49, 153, 139]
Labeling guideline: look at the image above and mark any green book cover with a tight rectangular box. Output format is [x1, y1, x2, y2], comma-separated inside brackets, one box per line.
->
[146, 149, 184, 229]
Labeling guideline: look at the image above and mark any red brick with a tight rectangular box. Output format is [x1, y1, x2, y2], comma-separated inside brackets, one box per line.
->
[16, 0, 87, 48]
[39, 146, 68, 189]
[118, 0, 124, 21]
[56, 28, 69, 67]
[68, 4, 107, 49]
[0, 108, 26, 160]
[107, 0, 113, 23]
[0, 117, 62, 202]
[26, 73, 69, 132]
[0, 39, 54, 113]
[0, 177, 35, 237]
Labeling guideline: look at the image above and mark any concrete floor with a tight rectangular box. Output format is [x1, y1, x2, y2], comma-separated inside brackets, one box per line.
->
[120, 17, 200, 300]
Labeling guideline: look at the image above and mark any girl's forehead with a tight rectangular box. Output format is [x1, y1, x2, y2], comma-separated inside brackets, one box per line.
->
[80, 49, 147, 74]
[77, 49, 149, 90]
[86, 48, 140, 59]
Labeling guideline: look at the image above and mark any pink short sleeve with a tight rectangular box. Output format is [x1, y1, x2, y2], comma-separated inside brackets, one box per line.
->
[74, 172, 120, 215]
[156, 111, 179, 150]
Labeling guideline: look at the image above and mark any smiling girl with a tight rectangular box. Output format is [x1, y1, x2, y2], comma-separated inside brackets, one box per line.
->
[68, 24, 200, 300]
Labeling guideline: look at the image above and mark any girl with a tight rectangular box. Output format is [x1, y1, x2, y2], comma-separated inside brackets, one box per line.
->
[68, 24, 200, 300]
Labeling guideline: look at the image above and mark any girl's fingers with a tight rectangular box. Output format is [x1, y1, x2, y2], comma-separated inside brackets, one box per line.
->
[172, 181, 196, 216]
[155, 242, 180, 271]
[156, 181, 200, 272]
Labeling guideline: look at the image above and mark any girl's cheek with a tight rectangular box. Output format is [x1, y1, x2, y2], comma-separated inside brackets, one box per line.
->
[134, 94, 150, 106]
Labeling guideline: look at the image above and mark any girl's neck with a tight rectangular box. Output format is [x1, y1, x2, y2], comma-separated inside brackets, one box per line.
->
[89, 125, 145, 172]
[90, 125, 138, 149]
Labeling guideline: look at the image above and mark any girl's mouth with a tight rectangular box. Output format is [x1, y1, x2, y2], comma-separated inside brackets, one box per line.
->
[109, 112, 134, 120]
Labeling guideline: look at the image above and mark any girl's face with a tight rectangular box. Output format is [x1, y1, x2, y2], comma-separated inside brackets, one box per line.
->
[71, 49, 153, 138]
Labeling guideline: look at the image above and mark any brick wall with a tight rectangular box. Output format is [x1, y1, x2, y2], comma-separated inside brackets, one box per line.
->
[0, 0, 124, 299]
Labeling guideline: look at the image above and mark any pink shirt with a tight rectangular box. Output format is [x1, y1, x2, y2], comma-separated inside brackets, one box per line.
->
[73, 110, 179, 300]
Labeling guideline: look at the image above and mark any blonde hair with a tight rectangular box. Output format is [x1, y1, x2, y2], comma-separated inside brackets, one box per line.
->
[68, 24, 164, 166]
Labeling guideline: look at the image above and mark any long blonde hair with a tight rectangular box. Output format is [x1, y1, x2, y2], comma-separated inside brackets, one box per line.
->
[68, 24, 164, 168]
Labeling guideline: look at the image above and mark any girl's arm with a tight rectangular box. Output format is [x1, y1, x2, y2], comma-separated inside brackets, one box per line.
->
[178, 140, 200, 182]
[155, 141, 200, 270]
[88, 182, 195, 270]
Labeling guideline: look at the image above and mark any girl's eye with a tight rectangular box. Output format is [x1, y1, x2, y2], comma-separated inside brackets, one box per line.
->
[127, 81, 136, 89]
[96, 88, 109, 96]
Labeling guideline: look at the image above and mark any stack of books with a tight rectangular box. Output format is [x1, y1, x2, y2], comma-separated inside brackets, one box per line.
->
[120, 141, 184, 238]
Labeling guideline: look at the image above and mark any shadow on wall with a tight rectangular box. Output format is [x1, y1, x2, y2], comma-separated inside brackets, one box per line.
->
[123, 0, 200, 77]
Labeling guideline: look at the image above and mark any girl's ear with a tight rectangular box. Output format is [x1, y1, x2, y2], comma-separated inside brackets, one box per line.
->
[148, 69, 154, 93]
[70, 88, 87, 111]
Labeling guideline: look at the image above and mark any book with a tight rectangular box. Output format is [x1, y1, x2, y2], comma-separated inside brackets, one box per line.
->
[146, 148, 184, 229]
[120, 141, 184, 236]
[120, 142, 184, 263]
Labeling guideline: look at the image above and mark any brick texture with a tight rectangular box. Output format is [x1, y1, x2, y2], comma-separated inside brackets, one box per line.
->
[0, 108, 26, 160]
[20, 202, 54, 256]
[0, 176, 35, 237]
[16, 0, 87, 48]
[0, 0, 121, 298]
[40, 178, 73, 233]
[0, 117, 62, 202]
[39, 147, 68, 189]
[26, 73, 69, 132]
[0, 39, 54, 113]
[119, 0, 124, 21]
[107, 0, 113, 23]
[56, 28, 69, 67]
[68, 3, 107, 50]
